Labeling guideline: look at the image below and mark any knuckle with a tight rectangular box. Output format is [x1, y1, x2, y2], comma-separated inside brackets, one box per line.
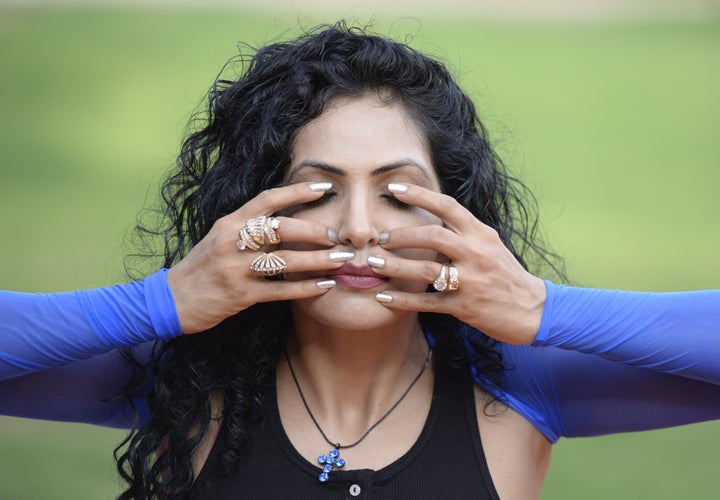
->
[421, 262, 439, 281]
[425, 225, 445, 240]
[436, 193, 457, 212]
[255, 189, 274, 207]
[217, 232, 237, 251]
[419, 294, 437, 311]
[480, 224, 500, 241]
[212, 214, 235, 233]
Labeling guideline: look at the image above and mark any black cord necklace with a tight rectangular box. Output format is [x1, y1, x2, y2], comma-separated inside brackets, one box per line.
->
[283, 346, 433, 483]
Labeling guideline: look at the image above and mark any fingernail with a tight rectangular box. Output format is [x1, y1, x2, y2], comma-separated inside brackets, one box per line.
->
[378, 232, 389, 245]
[376, 292, 393, 303]
[387, 183, 407, 194]
[329, 250, 355, 262]
[317, 279, 336, 289]
[367, 256, 385, 268]
[309, 182, 332, 192]
[327, 228, 339, 243]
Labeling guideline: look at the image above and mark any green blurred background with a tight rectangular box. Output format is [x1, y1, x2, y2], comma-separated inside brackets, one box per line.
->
[0, 1, 718, 498]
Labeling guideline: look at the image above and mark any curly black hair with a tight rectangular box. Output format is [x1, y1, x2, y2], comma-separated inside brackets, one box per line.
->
[116, 21, 563, 498]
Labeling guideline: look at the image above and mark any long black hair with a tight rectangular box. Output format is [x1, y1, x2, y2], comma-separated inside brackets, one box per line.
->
[116, 21, 563, 498]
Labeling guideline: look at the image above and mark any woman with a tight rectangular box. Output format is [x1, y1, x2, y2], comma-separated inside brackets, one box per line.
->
[1, 23, 719, 499]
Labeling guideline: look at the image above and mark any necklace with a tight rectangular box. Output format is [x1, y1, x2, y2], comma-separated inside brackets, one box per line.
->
[283, 346, 433, 483]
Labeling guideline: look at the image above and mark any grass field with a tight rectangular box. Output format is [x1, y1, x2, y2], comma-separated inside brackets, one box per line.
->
[0, 4, 718, 499]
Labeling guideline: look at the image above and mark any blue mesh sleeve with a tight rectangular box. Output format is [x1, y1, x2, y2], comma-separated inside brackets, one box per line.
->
[535, 281, 720, 383]
[476, 282, 720, 442]
[0, 269, 180, 427]
[0, 269, 180, 380]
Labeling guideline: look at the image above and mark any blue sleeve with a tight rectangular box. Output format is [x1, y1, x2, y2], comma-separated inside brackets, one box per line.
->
[535, 281, 720, 384]
[0, 344, 155, 427]
[0, 269, 181, 427]
[0, 269, 180, 380]
[477, 282, 720, 443]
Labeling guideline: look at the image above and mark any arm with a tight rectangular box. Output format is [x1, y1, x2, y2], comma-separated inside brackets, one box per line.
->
[0, 182, 345, 425]
[534, 281, 720, 384]
[478, 283, 720, 442]
[0, 345, 154, 428]
[0, 269, 180, 427]
[373, 184, 720, 439]
[0, 269, 180, 381]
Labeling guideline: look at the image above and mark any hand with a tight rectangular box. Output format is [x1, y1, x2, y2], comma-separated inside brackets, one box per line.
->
[167, 182, 348, 334]
[370, 183, 546, 345]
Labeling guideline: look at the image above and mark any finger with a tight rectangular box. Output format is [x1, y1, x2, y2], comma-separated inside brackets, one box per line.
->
[388, 183, 489, 235]
[256, 277, 338, 302]
[378, 225, 468, 257]
[246, 249, 355, 274]
[367, 254, 443, 285]
[273, 217, 337, 247]
[235, 182, 333, 221]
[374, 289, 449, 314]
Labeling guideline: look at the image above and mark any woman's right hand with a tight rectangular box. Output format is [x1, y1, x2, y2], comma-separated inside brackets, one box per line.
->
[167, 182, 346, 334]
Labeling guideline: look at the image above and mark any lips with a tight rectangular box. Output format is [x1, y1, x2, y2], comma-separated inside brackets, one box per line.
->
[327, 263, 388, 290]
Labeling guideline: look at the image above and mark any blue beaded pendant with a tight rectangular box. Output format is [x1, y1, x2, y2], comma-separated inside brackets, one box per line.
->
[317, 447, 346, 482]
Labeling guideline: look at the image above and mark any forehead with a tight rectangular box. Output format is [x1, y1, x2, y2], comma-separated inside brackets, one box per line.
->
[288, 94, 438, 185]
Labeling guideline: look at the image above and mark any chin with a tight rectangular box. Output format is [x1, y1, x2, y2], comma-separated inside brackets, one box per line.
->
[293, 290, 408, 331]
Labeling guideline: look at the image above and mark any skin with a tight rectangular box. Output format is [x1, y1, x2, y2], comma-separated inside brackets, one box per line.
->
[174, 93, 551, 498]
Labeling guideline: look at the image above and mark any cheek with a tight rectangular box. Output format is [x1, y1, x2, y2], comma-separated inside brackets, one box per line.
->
[388, 203, 441, 228]
[395, 246, 438, 263]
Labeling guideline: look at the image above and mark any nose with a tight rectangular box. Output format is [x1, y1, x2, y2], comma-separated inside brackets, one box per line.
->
[335, 194, 381, 249]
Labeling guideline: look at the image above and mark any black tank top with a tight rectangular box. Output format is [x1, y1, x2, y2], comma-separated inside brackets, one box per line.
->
[190, 366, 499, 499]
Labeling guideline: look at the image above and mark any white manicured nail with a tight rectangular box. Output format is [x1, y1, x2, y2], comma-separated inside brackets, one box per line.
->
[327, 229, 339, 243]
[387, 183, 408, 193]
[317, 279, 336, 289]
[376, 292, 393, 303]
[309, 182, 332, 192]
[367, 256, 385, 268]
[378, 232, 389, 245]
[329, 251, 355, 262]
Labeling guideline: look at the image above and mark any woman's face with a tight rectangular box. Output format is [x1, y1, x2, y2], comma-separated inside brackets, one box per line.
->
[284, 93, 442, 331]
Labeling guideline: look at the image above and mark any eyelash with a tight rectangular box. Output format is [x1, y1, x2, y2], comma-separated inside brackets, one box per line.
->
[380, 193, 412, 210]
[299, 191, 412, 210]
[300, 190, 337, 210]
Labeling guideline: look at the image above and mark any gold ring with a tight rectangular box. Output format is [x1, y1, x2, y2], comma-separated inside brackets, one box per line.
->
[447, 266, 459, 291]
[237, 216, 281, 251]
[237, 227, 262, 251]
[250, 252, 287, 276]
[262, 216, 281, 244]
[246, 216, 268, 245]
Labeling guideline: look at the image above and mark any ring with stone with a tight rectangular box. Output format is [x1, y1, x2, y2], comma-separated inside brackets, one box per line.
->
[250, 252, 288, 276]
[237, 226, 262, 252]
[237, 216, 281, 251]
[447, 266, 459, 291]
[245, 216, 269, 245]
[261, 216, 281, 244]
[432, 264, 449, 292]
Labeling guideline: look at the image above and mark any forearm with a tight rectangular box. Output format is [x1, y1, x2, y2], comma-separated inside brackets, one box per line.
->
[494, 343, 720, 442]
[0, 269, 181, 381]
[534, 281, 720, 384]
[0, 346, 153, 427]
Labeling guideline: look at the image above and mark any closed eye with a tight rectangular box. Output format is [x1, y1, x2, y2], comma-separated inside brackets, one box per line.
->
[381, 193, 413, 210]
[274, 189, 337, 217]
[300, 190, 338, 210]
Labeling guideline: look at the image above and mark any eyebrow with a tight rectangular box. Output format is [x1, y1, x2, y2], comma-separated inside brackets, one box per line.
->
[287, 159, 432, 180]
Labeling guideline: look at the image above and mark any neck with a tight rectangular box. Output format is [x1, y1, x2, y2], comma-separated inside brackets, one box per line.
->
[280, 306, 430, 437]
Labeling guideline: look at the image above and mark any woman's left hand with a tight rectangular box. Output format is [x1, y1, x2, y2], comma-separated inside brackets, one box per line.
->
[370, 183, 547, 345]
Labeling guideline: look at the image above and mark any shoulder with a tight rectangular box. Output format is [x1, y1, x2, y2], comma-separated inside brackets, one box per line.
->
[191, 390, 225, 479]
[474, 384, 552, 500]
